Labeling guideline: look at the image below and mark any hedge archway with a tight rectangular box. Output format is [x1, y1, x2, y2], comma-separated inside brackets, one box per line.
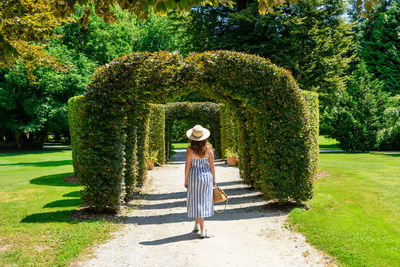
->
[165, 102, 221, 160]
[69, 50, 318, 212]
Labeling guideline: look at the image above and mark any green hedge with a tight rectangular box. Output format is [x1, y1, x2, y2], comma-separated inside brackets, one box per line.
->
[67, 95, 87, 183]
[219, 103, 240, 159]
[149, 104, 166, 165]
[165, 102, 221, 160]
[69, 50, 318, 212]
[301, 90, 319, 178]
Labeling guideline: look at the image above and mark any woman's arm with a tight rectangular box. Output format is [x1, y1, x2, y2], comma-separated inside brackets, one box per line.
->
[184, 147, 192, 188]
[208, 148, 216, 186]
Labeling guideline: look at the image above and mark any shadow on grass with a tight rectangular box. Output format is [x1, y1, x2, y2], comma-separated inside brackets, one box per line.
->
[373, 152, 400, 157]
[319, 144, 341, 150]
[30, 173, 78, 187]
[0, 160, 72, 167]
[0, 149, 68, 157]
[44, 199, 82, 208]
[63, 191, 81, 198]
[21, 210, 77, 223]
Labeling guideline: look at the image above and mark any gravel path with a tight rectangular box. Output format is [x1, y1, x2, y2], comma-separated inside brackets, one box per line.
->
[75, 150, 336, 267]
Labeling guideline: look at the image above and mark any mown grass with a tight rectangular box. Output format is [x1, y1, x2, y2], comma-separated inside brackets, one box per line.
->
[0, 150, 120, 266]
[319, 135, 341, 150]
[289, 152, 400, 266]
[171, 142, 190, 149]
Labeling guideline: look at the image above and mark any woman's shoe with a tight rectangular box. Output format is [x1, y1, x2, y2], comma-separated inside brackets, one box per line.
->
[193, 223, 200, 232]
[200, 229, 207, 238]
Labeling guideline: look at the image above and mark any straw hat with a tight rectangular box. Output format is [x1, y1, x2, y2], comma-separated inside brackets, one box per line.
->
[186, 125, 210, 141]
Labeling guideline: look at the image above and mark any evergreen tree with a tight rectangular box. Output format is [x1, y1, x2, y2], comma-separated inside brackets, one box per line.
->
[357, 0, 400, 95]
[326, 62, 388, 152]
[176, 0, 355, 111]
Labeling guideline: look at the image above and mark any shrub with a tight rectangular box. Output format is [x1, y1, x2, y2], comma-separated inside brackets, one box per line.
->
[224, 148, 238, 158]
[148, 104, 166, 166]
[301, 90, 319, 177]
[67, 95, 87, 182]
[377, 95, 400, 150]
[69, 51, 318, 211]
[219, 103, 240, 160]
[165, 102, 221, 159]
[326, 62, 388, 152]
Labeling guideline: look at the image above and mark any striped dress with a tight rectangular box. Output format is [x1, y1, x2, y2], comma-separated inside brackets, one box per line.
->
[186, 148, 214, 218]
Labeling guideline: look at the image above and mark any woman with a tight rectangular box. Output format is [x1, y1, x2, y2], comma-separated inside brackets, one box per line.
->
[184, 124, 216, 238]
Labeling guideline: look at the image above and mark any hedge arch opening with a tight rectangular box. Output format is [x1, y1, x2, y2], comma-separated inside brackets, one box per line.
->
[165, 102, 221, 160]
[68, 50, 319, 212]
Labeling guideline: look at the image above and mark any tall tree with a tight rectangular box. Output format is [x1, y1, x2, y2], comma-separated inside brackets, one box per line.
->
[0, 1, 68, 79]
[357, 0, 400, 95]
[0, 6, 184, 149]
[176, 0, 354, 110]
[325, 62, 388, 152]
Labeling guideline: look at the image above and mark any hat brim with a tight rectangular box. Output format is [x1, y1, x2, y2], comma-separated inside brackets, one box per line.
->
[186, 128, 210, 141]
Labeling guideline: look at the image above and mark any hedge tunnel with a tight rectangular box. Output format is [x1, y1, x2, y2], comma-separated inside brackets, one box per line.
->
[165, 102, 222, 160]
[68, 50, 319, 212]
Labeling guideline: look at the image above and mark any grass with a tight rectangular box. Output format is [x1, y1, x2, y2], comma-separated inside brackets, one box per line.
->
[289, 152, 400, 266]
[0, 150, 120, 266]
[171, 142, 190, 149]
[319, 135, 341, 150]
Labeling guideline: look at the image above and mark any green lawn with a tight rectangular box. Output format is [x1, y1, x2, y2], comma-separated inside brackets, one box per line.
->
[0, 150, 120, 266]
[289, 152, 400, 266]
[171, 142, 190, 149]
[319, 135, 341, 150]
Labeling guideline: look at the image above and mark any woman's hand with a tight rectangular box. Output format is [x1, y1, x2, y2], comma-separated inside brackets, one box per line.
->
[213, 180, 216, 187]
[185, 181, 188, 188]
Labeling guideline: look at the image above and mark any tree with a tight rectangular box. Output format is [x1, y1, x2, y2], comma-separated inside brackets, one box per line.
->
[0, 0, 380, 66]
[325, 62, 388, 152]
[377, 95, 400, 150]
[0, 1, 68, 79]
[357, 0, 400, 95]
[0, 6, 184, 149]
[175, 0, 354, 111]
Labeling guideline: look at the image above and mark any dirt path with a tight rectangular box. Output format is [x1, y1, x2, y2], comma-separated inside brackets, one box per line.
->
[76, 150, 336, 267]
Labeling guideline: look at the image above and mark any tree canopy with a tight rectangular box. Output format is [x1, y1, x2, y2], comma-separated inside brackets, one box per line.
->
[174, 0, 354, 110]
[357, 0, 400, 95]
[0, 0, 379, 69]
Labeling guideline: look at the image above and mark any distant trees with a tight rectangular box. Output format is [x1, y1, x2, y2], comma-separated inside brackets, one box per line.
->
[0, 7, 182, 149]
[174, 0, 354, 111]
[357, 0, 400, 95]
[325, 62, 388, 152]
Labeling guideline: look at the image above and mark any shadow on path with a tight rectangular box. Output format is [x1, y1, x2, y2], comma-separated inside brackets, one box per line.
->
[139, 232, 201, 245]
[125, 203, 290, 226]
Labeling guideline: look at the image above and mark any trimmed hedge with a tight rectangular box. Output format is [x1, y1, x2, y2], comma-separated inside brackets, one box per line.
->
[301, 90, 319, 178]
[219, 103, 240, 160]
[69, 50, 318, 212]
[67, 95, 87, 183]
[165, 102, 221, 159]
[149, 104, 166, 166]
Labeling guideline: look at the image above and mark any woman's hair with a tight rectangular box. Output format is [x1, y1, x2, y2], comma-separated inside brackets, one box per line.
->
[189, 139, 208, 157]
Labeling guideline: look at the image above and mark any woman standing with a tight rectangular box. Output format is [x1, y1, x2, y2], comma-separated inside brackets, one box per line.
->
[184, 125, 216, 238]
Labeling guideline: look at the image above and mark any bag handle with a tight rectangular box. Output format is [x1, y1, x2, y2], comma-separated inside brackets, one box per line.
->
[215, 197, 228, 213]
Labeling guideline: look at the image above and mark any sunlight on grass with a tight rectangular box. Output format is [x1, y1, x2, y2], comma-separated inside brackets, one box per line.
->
[289, 152, 400, 266]
[0, 150, 120, 266]
[172, 143, 190, 149]
[319, 135, 341, 150]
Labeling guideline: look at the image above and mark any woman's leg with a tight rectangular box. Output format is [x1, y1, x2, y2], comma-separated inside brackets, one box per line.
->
[199, 218, 205, 230]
